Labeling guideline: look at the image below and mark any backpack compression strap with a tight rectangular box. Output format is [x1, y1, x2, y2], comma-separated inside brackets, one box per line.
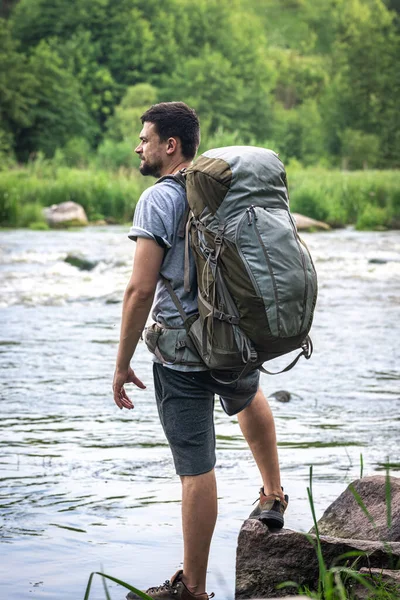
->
[259, 336, 313, 375]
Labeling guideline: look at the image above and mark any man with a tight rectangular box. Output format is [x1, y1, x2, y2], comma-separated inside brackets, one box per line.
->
[113, 102, 287, 600]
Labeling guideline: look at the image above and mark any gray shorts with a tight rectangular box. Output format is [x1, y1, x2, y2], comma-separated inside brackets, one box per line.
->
[153, 363, 260, 476]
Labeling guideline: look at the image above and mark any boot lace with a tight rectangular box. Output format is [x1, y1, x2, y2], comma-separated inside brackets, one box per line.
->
[147, 579, 176, 594]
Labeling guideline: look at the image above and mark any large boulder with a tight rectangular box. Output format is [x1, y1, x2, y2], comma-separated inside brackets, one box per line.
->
[235, 520, 400, 599]
[43, 201, 88, 227]
[314, 476, 400, 542]
[293, 213, 330, 231]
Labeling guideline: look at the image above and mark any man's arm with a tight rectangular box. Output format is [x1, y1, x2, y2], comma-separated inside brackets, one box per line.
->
[113, 237, 164, 410]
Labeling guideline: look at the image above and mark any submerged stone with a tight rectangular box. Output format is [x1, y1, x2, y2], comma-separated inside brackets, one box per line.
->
[64, 253, 98, 271]
[269, 390, 291, 403]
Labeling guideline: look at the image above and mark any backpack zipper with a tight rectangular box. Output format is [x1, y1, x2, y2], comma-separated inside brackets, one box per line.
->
[251, 214, 282, 335]
[236, 211, 263, 296]
[237, 208, 281, 334]
[288, 212, 309, 331]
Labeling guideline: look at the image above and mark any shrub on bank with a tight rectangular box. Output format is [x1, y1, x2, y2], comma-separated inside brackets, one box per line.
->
[0, 166, 149, 227]
[0, 165, 399, 230]
[288, 169, 400, 229]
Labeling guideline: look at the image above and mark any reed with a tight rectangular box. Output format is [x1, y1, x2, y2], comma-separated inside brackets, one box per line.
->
[1, 163, 399, 230]
[288, 168, 400, 230]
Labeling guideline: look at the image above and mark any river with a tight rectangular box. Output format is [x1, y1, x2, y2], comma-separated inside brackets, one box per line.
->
[0, 226, 399, 600]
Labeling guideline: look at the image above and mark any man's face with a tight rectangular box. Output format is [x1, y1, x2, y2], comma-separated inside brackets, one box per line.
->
[135, 122, 165, 177]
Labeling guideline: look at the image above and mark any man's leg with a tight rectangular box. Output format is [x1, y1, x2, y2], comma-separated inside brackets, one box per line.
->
[180, 469, 217, 595]
[237, 387, 283, 498]
[152, 364, 217, 596]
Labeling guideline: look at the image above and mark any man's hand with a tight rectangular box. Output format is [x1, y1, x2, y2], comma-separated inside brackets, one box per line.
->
[113, 366, 146, 410]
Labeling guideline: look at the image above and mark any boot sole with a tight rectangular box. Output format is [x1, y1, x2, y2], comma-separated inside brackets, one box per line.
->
[258, 509, 284, 529]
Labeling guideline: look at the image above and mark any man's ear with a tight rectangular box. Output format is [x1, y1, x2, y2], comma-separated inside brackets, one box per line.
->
[166, 137, 179, 155]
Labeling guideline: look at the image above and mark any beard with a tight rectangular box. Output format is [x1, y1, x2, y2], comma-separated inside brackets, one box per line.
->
[139, 157, 163, 178]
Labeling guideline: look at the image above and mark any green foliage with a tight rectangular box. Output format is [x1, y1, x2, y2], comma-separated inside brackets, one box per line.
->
[1, 166, 399, 230]
[0, 128, 16, 169]
[356, 204, 390, 230]
[288, 169, 400, 228]
[48, 30, 120, 127]
[0, 166, 149, 226]
[104, 83, 158, 143]
[95, 139, 138, 170]
[55, 137, 93, 168]
[271, 100, 326, 165]
[1, 0, 399, 169]
[341, 129, 381, 170]
[18, 202, 47, 227]
[17, 40, 95, 159]
[0, 18, 35, 162]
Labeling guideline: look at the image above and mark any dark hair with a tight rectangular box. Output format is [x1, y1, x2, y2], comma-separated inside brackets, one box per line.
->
[141, 102, 200, 160]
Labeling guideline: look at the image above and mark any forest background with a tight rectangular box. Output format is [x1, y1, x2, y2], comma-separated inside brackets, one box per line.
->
[1, 0, 400, 230]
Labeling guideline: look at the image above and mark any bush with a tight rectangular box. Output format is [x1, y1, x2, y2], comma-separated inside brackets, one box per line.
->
[0, 166, 149, 226]
[18, 202, 47, 227]
[356, 204, 390, 230]
[1, 165, 399, 231]
[288, 169, 400, 229]
[95, 139, 139, 170]
[59, 137, 93, 168]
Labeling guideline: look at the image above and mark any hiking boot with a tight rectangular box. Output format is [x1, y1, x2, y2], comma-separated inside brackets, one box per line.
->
[126, 570, 214, 600]
[249, 487, 288, 529]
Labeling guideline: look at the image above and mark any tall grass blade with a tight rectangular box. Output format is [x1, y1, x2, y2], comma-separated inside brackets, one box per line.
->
[83, 572, 153, 600]
[330, 566, 376, 592]
[101, 565, 112, 600]
[333, 571, 347, 600]
[307, 466, 327, 597]
[360, 453, 364, 479]
[348, 484, 377, 529]
[385, 462, 392, 529]
[84, 572, 95, 600]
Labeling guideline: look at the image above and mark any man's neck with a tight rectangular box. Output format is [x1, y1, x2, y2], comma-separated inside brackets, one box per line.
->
[160, 158, 191, 177]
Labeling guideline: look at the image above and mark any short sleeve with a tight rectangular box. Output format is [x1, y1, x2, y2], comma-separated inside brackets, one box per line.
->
[128, 183, 182, 249]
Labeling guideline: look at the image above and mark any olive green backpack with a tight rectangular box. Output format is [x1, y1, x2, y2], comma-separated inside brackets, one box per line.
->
[153, 146, 318, 379]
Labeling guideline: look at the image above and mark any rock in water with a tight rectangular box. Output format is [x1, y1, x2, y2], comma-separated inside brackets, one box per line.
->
[314, 475, 400, 542]
[235, 520, 400, 599]
[292, 213, 330, 231]
[269, 390, 291, 403]
[64, 254, 98, 271]
[44, 201, 88, 228]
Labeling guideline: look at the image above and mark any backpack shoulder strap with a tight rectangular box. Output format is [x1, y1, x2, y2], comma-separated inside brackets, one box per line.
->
[156, 170, 187, 190]
[156, 170, 188, 239]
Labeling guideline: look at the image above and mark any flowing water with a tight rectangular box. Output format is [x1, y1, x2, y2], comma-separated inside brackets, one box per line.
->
[0, 226, 399, 600]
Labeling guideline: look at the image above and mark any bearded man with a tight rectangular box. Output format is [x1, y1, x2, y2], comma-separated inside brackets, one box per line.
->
[113, 102, 288, 600]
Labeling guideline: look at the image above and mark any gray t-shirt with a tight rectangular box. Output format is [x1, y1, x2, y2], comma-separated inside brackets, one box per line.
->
[128, 179, 205, 371]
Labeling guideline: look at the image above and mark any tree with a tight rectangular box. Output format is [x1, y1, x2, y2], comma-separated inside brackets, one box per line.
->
[323, 0, 400, 166]
[104, 83, 158, 142]
[0, 19, 35, 140]
[16, 41, 95, 158]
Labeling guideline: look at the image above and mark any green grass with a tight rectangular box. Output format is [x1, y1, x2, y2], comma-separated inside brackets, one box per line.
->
[0, 164, 149, 227]
[1, 162, 399, 230]
[288, 168, 400, 229]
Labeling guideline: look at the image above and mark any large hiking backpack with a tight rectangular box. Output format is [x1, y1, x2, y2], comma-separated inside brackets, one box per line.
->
[159, 146, 318, 377]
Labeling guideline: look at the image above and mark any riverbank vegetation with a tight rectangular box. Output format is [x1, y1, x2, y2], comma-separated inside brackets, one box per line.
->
[1, 162, 399, 231]
[1, 0, 399, 230]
